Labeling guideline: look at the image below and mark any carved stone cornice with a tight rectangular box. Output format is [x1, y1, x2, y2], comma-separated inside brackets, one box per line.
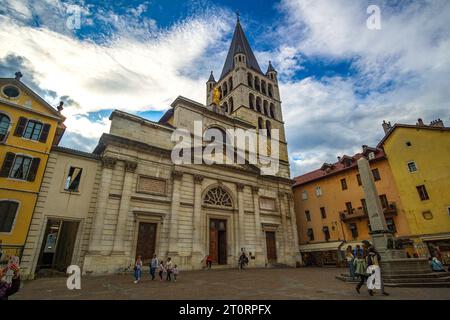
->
[193, 174, 204, 184]
[237, 183, 245, 192]
[101, 156, 117, 169]
[124, 160, 138, 173]
[172, 171, 183, 180]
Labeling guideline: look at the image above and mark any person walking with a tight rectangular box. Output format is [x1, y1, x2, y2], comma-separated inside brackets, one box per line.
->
[345, 246, 355, 280]
[158, 260, 166, 281]
[239, 252, 248, 270]
[354, 250, 367, 294]
[362, 240, 389, 296]
[173, 264, 179, 282]
[166, 257, 173, 281]
[202, 255, 213, 269]
[150, 254, 159, 280]
[134, 255, 143, 284]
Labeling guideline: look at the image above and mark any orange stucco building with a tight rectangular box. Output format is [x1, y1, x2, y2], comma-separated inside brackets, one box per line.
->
[292, 146, 411, 266]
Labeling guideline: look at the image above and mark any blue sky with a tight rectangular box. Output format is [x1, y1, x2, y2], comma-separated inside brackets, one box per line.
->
[1, 0, 449, 177]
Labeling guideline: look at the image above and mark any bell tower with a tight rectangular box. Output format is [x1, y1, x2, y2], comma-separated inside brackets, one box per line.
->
[205, 17, 290, 177]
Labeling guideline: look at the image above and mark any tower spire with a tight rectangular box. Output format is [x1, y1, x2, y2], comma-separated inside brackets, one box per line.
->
[219, 19, 262, 79]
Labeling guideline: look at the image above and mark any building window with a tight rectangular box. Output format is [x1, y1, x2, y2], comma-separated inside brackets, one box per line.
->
[349, 223, 358, 239]
[2, 85, 20, 99]
[0, 113, 11, 142]
[315, 186, 322, 197]
[0, 200, 19, 233]
[379, 194, 389, 210]
[301, 191, 308, 200]
[320, 207, 327, 219]
[307, 228, 314, 241]
[406, 141, 412, 147]
[356, 174, 362, 186]
[322, 226, 330, 241]
[422, 211, 433, 220]
[10, 155, 33, 180]
[340, 178, 348, 190]
[407, 161, 417, 172]
[361, 199, 368, 215]
[386, 218, 396, 233]
[65, 167, 83, 192]
[305, 210, 311, 222]
[345, 202, 353, 214]
[23, 120, 43, 140]
[416, 185, 429, 201]
[372, 168, 381, 181]
[0, 153, 40, 181]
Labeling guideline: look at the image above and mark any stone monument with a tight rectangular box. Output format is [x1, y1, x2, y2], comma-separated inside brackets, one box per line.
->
[357, 157, 431, 276]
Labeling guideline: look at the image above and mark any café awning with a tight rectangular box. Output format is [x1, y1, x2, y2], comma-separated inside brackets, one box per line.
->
[299, 241, 344, 252]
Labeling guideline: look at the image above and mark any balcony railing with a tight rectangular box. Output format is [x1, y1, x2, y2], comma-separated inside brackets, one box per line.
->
[340, 202, 397, 222]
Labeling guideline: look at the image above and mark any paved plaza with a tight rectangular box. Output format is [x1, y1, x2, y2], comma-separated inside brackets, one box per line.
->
[11, 267, 450, 300]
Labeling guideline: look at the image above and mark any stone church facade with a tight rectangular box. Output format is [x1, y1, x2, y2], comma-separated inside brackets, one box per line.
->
[21, 19, 300, 277]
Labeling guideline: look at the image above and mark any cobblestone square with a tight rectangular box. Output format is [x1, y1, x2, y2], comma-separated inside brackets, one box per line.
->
[11, 268, 450, 300]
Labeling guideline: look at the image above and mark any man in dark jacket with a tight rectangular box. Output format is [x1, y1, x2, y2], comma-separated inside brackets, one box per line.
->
[362, 240, 389, 296]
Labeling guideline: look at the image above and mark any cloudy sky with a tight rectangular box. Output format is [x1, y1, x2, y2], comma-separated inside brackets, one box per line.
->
[1, 0, 449, 177]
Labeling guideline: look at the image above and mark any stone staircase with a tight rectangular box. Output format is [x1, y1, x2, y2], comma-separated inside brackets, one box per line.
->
[336, 271, 450, 288]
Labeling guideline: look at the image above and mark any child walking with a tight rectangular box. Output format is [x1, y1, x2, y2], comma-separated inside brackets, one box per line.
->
[158, 260, 166, 281]
[354, 250, 367, 294]
[134, 255, 143, 284]
[172, 264, 179, 282]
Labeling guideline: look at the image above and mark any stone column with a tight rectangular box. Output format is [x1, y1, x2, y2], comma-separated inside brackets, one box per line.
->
[192, 174, 204, 256]
[278, 191, 289, 263]
[237, 183, 245, 253]
[287, 193, 301, 265]
[357, 157, 405, 260]
[252, 186, 264, 265]
[168, 170, 183, 256]
[112, 160, 137, 255]
[88, 156, 116, 254]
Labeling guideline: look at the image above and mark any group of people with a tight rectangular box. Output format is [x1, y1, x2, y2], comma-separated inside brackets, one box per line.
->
[134, 254, 179, 284]
[0, 256, 21, 300]
[345, 241, 390, 296]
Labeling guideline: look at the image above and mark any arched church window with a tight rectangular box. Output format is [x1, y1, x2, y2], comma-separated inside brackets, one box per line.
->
[254, 77, 260, 91]
[256, 97, 262, 113]
[258, 117, 264, 130]
[263, 100, 268, 116]
[228, 77, 233, 90]
[270, 103, 275, 119]
[229, 97, 234, 114]
[261, 80, 267, 95]
[247, 73, 253, 88]
[266, 120, 272, 138]
[268, 84, 273, 98]
[222, 102, 228, 113]
[223, 83, 228, 96]
[249, 93, 255, 110]
[203, 186, 233, 207]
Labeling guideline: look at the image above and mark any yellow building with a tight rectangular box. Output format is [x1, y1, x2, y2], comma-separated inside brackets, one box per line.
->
[292, 146, 411, 266]
[378, 118, 450, 263]
[0, 73, 65, 261]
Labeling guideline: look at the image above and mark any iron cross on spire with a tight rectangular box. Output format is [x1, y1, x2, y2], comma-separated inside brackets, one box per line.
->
[236, 10, 240, 23]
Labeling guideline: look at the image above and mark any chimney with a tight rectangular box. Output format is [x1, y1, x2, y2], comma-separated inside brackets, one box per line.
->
[416, 118, 424, 126]
[382, 120, 392, 134]
[337, 156, 341, 162]
[429, 118, 444, 128]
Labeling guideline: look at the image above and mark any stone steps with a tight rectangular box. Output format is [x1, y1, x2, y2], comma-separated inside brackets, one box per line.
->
[336, 272, 450, 288]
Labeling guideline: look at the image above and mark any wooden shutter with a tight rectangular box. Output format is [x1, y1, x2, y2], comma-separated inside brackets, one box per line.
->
[27, 157, 41, 181]
[14, 117, 28, 137]
[39, 123, 51, 143]
[0, 152, 15, 177]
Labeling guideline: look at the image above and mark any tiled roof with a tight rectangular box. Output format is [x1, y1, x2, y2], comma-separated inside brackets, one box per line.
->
[293, 147, 385, 187]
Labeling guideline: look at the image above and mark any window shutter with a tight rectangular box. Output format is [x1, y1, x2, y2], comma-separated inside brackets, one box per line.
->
[14, 117, 28, 137]
[0, 152, 15, 177]
[27, 157, 41, 181]
[39, 123, 51, 143]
